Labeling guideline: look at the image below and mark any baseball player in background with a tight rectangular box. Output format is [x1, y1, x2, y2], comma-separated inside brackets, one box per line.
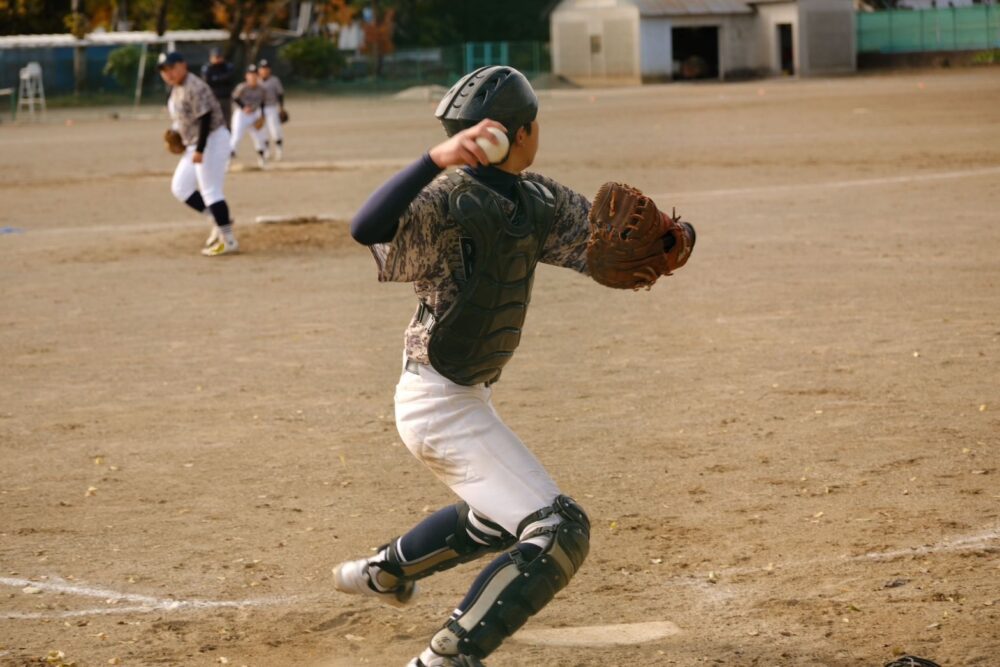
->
[335, 66, 695, 666]
[159, 51, 239, 257]
[229, 65, 269, 169]
[257, 59, 286, 161]
[201, 47, 236, 129]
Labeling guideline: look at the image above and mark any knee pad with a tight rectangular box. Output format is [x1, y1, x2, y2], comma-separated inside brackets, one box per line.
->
[376, 503, 516, 587]
[429, 495, 590, 659]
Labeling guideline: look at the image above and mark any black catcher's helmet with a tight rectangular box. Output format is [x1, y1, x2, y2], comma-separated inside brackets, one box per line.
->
[435, 66, 538, 141]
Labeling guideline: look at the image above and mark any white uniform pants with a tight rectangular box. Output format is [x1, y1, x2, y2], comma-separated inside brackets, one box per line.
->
[170, 126, 230, 207]
[229, 108, 267, 154]
[263, 105, 283, 143]
[394, 359, 561, 536]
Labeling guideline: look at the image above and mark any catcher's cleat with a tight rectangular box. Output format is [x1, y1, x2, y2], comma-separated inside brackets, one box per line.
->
[256, 153, 266, 169]
[333, 558, 417, 609]
[406, 654, 485, 667]
[201, 238, 239, 257]
[884, 657, 941, 667]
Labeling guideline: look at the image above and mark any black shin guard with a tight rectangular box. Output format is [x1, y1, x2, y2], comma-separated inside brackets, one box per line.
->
[429, 495, 591, 659]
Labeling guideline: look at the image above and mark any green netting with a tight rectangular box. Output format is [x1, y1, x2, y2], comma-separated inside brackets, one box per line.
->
[858, 6, 1000, 53]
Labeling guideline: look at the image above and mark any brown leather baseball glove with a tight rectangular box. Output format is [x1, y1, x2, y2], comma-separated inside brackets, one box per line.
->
[163, 129, 185, 155]
[253, 113, 266, 130]
[586, 182, 695, 290]
[278, 109, 289, 123]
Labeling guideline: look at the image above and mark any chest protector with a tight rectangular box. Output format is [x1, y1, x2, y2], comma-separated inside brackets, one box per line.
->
[425, 171, 556, 386]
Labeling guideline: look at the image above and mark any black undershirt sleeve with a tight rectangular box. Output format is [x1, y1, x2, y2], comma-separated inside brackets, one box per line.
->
[350, 152, 443, 245]
[278, 93, 284, 107]
[195, 112, 211, 153]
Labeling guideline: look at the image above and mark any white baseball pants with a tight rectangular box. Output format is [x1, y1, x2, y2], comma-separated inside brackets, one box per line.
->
[394, 359, 561, 536]
[263, 105, 283, 143]
[229, 108, 267, 154]
[170, 126, 230, 207]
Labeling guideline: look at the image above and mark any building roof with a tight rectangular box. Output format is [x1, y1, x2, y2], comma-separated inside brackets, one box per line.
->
[0, 29, 230, 50]
[634, 0, 754, 15]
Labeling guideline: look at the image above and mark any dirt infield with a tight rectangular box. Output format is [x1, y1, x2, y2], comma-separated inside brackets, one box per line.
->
[1, 70, 998, 667]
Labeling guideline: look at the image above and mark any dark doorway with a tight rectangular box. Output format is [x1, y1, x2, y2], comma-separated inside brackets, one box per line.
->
[777, 23, 794, 75]
[671, 26, 719, 80]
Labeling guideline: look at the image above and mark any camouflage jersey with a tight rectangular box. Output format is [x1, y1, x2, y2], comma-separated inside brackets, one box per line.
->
[232, 82, 266, 111]
[167, 72, 225, 146]
[260, 75, 284, 106]
[370, 170, 592, 366]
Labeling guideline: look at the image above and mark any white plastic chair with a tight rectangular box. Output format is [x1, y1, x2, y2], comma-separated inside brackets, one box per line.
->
[18, 62, 47, 119]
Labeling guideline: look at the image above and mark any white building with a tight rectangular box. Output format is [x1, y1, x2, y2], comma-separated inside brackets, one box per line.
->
[551, 0, 856, 83]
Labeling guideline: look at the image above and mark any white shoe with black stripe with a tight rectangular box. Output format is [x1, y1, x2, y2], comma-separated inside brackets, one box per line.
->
[332, 558, 417, 608]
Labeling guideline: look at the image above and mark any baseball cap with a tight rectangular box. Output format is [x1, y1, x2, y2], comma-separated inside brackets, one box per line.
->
[209, 47, 223, 58]
[258, 59, 271, 68]
[246, 64, 258, 74]
[157, 51, 185, 69]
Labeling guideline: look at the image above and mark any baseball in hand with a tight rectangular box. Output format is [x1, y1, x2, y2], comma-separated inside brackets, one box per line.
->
[475, 127, 510, 164]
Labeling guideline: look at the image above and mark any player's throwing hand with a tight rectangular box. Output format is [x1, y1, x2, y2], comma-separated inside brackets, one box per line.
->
[429, 119, 507, 168]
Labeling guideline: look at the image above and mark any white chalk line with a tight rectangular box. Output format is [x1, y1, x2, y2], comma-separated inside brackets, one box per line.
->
[673, 524, 1000, 586]
[651, 165, 1000, 201]
[0, 575, 295, 620]
[2, 526, 996, 620]
[4, 165, 998, 241]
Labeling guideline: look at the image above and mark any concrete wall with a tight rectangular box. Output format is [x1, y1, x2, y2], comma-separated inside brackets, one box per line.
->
[754, 2, 799, 76]
[551, 0, 855, 84]
[797, 0, 856, 74]
[552, 0, 642, 82]
[640, 16, 673, 78]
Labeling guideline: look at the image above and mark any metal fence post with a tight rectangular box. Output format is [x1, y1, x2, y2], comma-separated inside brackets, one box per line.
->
[986, 4, 991, 49]
[920, 10, 925, 51]
[888, 10, 894, 53]
[952, 6, 957, 50]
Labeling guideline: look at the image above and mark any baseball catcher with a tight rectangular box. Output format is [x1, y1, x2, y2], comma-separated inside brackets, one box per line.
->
[336, 65, 695, 667]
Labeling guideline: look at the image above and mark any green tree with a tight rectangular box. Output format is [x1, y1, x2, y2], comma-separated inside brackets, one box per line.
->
[103, 44, 157, 87]
[385, 0, 552, 47]
[1, 0, 68, 35]
[279, 35, 344, 79]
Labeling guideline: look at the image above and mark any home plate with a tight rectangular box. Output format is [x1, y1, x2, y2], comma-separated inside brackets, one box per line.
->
[514, 621, 680, 647]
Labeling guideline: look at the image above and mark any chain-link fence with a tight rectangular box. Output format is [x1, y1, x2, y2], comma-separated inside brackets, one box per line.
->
[858, 6, 1000, 53]
[320, 41, 551, 92]
[0, 38, 551, 101]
